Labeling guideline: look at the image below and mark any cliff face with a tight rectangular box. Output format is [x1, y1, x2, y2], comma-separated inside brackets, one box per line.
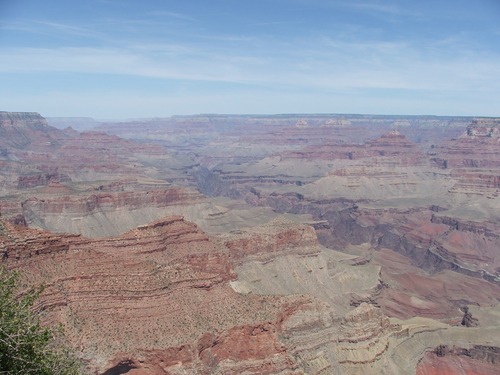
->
[283, 130, 426, 167]
[417, 345, 500, 375]
[3, 112, 500, 374]
[4, 214, 500, 375]
[185, 117, 500, 309]
[17, 172, 72, 189]
[224, 218, 500, 375]
[1, 217, 307, 374]
[254, 195, 500, 317]
[336, 303, 398, 366]
[222, 217, 319, 265]
[0, 111, 66, 151]
[19, 186, 222, 238]
[0, 112, 199, 236]
[0, 111, 52, 132]
[431, 118, 500, 195]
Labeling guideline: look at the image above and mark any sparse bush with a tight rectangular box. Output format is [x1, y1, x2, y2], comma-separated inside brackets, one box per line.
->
[0, 267, 82, 374]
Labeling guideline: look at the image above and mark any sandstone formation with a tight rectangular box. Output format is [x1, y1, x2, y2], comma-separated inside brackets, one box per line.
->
[5, 208, 499, 374]
[2, 111, 500, 374]
[0, 111, 66, 151]
[461, 306, 479, 328]
[336, 303, 398, 367]
[1, 218, 305, 374]
[22, 186, 208, 237]
[417, 345, 500, 375]
[431, 118, 500, 196]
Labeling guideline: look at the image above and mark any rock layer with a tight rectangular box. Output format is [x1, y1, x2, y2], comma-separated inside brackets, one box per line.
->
[3, 112, 500, 374]
[1, 217, 306, 374]
[417, 345, 500, 375]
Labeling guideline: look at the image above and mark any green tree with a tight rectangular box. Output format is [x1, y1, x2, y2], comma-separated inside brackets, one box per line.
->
[0, 267, 81, 374]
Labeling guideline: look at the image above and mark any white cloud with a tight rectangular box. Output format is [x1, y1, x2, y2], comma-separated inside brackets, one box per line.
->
[1, 34, 499, 96]
[1, 7, 499, 118]
[144, 10, 196, 22]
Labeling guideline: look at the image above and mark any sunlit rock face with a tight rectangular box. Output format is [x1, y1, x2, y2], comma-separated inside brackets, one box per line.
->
[1, 217, 307, 374]
[431, 118, 500, 195]
[417, 345, 500, 375]
[2, 112, 500, 374]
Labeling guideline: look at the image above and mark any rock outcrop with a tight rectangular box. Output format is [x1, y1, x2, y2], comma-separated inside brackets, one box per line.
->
[0, 111, 64, 150]
[283, 130, 425, 167]
[461, 306, 479, 327]
[3, 111, 500, 374]
[17, 172, 72, 189]
[336, 303, 399, 366]
[431, 118, 500, 195]
[417, 345, 500, 375]
[222, 217, 319, 265]
[1, 217, 307, 374]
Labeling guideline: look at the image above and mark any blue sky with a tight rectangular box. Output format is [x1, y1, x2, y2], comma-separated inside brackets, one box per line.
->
[1, 0, 499, 118]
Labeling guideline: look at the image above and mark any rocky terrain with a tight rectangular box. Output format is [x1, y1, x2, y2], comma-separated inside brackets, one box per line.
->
[0, 217, 303, 374]
[2, 111, 500, 374]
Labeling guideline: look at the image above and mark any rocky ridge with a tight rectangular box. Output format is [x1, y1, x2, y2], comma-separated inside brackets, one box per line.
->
[2, 112, 500, 374]
[417, 344, 500, 375]
[6, 212, 498, 375]
[1, 217, 307, 374]
[431, 118, 500, 196]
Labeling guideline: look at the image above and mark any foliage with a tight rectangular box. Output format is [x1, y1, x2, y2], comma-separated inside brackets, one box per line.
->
[0, 267, 82, 374]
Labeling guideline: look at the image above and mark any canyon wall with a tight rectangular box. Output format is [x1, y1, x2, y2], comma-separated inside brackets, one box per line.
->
[2, 112, 500, 374]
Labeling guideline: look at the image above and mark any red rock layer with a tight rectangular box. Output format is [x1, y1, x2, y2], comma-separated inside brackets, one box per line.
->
[22, 187, 206, 215]
[0, 111, 66, 150]
[223, 219, 319, 264]
[283, 130, 426, 167]
[0, 112, 170, 194]
[255, 194, 500, 320]
[1, 218, 305, 374]
[417, 346, 500, 375]
[17, 172, 72, 189]
[431, 118, 500, 194]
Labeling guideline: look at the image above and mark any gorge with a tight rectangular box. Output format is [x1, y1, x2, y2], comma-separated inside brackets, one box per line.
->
[1, 111, 500, 374]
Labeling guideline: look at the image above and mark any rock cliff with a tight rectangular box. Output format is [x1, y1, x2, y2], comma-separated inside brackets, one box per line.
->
[431, 118, 500, 196]
[3, 112, 500, 374]
[22, 186, 208, 237]
[417, 345, 500, 375]
[0, 111, 63, 150]
[1, 217, 306, 374]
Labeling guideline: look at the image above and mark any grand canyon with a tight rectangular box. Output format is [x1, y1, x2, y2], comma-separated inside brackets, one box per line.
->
[1, 111, 499, 374]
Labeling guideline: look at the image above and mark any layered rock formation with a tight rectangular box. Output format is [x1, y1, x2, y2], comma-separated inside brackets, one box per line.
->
[0, 111, 66, 151]
[221, 218, 500, 375]
[336, 303, 398, 367]
[417, 345, 500, 375]
[1, 217, 305, 374]
[6, 210, 499, 375]
[3, 111, 500, 374]
[22, 186, 208, 237]
[0, 112, 200, 234]
[222, 217, 319, 264]
[284, 130, 425, 166]
[431, 118, 500, 196]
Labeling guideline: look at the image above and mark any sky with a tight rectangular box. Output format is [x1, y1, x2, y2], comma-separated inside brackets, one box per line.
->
[0, 0, 499, 118]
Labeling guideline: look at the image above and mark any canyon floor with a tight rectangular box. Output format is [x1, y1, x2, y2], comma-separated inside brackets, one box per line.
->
[1, 111, 500, 374]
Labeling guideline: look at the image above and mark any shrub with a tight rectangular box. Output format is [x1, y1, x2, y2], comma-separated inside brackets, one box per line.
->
[0, 267, 82, 374]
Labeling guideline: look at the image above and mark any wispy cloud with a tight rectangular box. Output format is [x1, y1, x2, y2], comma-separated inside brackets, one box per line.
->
[1, 0, 498, 117]
[145, 10, 196, 22]
[0, 46, 258, 84]
[0, 19, 107, 41]
[345, 1, 420, 17]
[36, 21, 106, 38]
[1, 35, 498, 95]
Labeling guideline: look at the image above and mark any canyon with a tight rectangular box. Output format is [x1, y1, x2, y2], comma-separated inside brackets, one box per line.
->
[1, 111, 500, 374]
